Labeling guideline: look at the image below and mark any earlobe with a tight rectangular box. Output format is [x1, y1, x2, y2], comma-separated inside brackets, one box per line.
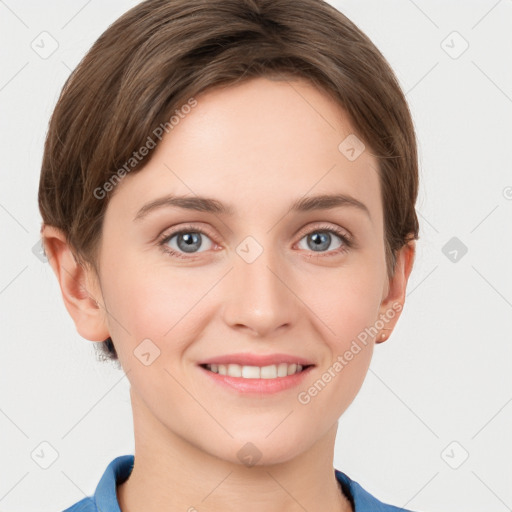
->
[376, 240, 416, 343]
[41, 224, 110, 342]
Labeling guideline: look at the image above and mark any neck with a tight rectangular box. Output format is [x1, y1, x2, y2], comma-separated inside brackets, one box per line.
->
[117, 389, 353, 512]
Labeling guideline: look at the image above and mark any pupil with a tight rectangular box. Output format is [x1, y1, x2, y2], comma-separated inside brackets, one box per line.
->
[309, 232, 330, 251]
[178, 232, 201, 253]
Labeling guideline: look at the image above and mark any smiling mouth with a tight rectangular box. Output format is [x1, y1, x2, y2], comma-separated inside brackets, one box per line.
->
[200, 363, 313, 379]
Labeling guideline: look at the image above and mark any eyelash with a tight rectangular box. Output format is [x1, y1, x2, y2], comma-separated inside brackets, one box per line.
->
[157, 223, 353, 260]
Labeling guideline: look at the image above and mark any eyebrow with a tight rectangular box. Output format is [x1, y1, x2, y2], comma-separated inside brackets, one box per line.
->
[133, 193, 371, 222]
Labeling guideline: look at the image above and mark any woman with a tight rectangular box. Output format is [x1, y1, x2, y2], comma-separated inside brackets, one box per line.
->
[39, 0, 420, 510]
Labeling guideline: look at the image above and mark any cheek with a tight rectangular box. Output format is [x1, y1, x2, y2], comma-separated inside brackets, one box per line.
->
[288, 254, 384, 407]
[101, 254, 212, 359]
[299, 256, 385, 348]
[296, 267, 380, 420]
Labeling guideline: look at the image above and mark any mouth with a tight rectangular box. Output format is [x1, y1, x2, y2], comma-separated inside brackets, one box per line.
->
[199, 362, 314, 379]
[198, 361, 315, 394]
[196, 353, 316, 394]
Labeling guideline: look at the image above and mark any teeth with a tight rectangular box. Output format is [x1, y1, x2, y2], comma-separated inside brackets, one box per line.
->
[242, 365, 260, 378]
[261, 365, 277, 379]
[205, 363, 307, 379]
[227, 364, 242, 377]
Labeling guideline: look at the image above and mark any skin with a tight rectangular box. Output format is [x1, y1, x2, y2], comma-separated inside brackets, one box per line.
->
[43, 77, 415, 512]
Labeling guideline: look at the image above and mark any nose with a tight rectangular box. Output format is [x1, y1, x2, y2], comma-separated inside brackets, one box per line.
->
[221, 244, 300, 338]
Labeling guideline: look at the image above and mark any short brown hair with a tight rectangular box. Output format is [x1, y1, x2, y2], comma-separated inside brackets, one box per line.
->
[38, 0, 420, 363]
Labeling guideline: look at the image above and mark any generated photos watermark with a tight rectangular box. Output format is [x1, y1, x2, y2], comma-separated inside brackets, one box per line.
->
[93, 97, 198, 200]
[297, 301, 402, 405]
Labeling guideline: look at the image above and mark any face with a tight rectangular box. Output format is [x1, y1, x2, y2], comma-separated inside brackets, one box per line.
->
[92, 77, 399, 464]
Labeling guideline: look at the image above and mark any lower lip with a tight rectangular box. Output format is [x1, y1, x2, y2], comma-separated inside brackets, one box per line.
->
[198, 365, 314, 394]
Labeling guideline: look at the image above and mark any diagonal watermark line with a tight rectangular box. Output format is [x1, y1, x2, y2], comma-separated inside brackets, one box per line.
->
[163, 267, 234, 337]
[0, 265, 28, 296]
[471, 0, 502, 29]
[59, 59, 123, 145]
[369, 368, 440, 438]
[96, 294, 132, 337]
[418, 210, 439, 234]
[61, 0, 93, 29]
[402, 472, 439, 509]
[406, 265, 438, 298]
[471, 470, 511, 509]
[285, 79, 336, 130]
[0, 0, 29, 28]
[470, 204, 499, 233]
[0, 203, 29, 233]
[265, 410, 294, 438]
[200, 471, 233, 502]
[0, 472, 29, 502]
[405, 62, 439, 97]
[163, 162, 233, 235]
[0, 408, 29, 438]
[472, 60, 512, 105]
[266, 266, 337, 336]
[163, 367, 234, 438]
[471, 396, 512, 439]
[471, 265, 512, 308]
[57, 262, 132, 337]
[266, 163, 337, 234]
[61, 470, 87, 496]
[262, 67, 336, 130]
[0, 62, 29, 92]
[406, 0, 439, 28]
[265, 471, 309, 511]
[61, 371, 131, 439]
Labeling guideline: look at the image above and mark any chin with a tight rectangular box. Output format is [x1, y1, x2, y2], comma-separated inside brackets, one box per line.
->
[204, 429, 314, 468]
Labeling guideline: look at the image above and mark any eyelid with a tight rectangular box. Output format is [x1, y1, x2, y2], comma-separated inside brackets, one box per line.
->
[157, 221, 354, 258]
[157, 223, 219, 248]
[294, 222, 353, 245]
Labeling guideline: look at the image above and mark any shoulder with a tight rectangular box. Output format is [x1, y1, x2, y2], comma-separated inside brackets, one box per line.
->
[61, 497, 96, 512]
[335, 469, 418, 512]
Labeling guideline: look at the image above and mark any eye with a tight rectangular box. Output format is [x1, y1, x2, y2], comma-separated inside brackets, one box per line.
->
[296, 224, 352, 257]
[158, 226, 215, 259]
[157, 223, 353, 260]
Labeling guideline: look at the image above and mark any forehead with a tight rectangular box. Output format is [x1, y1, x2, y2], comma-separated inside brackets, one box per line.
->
[107, 76, 382, 226]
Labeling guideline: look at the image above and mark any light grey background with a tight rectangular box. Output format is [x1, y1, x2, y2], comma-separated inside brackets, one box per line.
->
[1, 1, 511, 511]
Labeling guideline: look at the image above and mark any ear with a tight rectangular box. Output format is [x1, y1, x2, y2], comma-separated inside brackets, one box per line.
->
[376, 240, 416, 343]
[41, 224, 110, 342]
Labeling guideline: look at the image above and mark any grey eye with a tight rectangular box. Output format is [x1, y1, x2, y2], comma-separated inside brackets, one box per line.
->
[297, 231, 343, 252]
[165, 231, 213, 254]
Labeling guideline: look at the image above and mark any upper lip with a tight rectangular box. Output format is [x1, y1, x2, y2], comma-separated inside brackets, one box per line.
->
[198, 353, 315, 367]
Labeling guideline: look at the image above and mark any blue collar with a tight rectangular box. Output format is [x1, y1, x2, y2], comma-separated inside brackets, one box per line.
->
[65, 454, 414, 512]
[334, 468, 413, 511]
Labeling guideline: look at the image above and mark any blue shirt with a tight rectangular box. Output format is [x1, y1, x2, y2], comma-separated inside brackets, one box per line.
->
[62, 455, 416, 512]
